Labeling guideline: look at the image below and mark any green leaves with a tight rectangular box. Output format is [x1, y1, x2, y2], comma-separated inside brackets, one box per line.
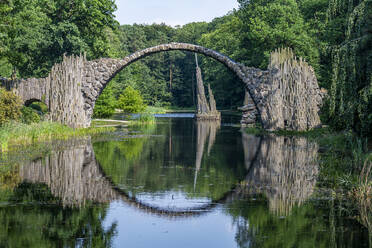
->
[3, 0, 118, 77]
[93, 86, 116, 118]
[118, 86, 146, 114]
[238, 0, 319, 69]
[0, 88, 21, 126]
[327, 0, 372, 135]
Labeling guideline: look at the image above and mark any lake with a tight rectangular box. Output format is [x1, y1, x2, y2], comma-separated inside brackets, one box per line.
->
[0, 114, 370, 247]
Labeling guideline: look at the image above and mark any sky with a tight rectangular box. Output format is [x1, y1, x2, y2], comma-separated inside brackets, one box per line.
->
[114, 0, 239, 27]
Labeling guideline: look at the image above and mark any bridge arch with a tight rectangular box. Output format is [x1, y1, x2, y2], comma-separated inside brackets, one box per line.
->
[82, 42, 261, 126]
[2, 42, 323, 131]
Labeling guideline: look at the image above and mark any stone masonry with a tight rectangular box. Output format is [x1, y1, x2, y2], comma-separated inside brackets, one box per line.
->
[0, 43, 323, 131]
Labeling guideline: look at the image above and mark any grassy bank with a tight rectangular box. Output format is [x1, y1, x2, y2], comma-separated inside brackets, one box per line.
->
[0, 121, 115, 152]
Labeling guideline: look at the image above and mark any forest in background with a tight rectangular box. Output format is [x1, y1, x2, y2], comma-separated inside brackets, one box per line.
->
[0, 0, 371, 135]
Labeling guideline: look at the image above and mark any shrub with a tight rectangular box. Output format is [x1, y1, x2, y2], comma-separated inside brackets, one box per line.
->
[29, 101, 48, 114]
[93, 87, 116, 118]
[0, 88, 21, 125]
[118, 86, 146, 113]
[21, 106, 40, 124]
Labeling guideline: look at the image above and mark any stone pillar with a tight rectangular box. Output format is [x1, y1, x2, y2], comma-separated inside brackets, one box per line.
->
[194, 56, 221, 121]
[239, 90, 258, 126]
[48, 55, 89, 128]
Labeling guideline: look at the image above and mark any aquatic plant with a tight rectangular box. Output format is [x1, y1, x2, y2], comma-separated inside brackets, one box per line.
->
[129, 112, 156, 125]
[144, 106, 167, 114]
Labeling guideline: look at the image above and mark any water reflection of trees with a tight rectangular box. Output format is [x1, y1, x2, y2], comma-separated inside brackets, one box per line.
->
[0, 122, 369, 247]
[95, 119, 245, 202]
[230, 132, 370, 248]
[0, 181, 116, 247]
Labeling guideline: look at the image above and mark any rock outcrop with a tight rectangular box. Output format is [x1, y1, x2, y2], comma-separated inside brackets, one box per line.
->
[194, 59, 221, 120]
[240, 47, 323, 130]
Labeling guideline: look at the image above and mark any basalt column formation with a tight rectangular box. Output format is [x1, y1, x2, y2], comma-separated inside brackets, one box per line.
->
[194, 55, 221, 121]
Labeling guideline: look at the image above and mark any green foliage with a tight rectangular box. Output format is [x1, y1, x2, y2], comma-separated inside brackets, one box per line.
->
[326, 0, 372, 136]
[0, 121, 114, 152]
[0, 88, 21, 125]
[1, 0, 371, 136]
[145, 106, 167, 114]
[0, 182, 117, 247]
[118, 86, 146, 113]
[237, 0, 319, 69]
[20, 106, 40, 124]
[28, 101, 48, 114]
[3, 0, 118, 77]
[199, 13, 245, 108]
[93, 86, 116, 118]
[0, 0, 13, 59]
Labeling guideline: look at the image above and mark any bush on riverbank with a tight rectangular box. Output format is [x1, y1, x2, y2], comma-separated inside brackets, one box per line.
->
[0, 121, 114, 152]
[20, 107, 40, 124]
[0, 88, 21, 125]
[93, 86, 116, 118]
[118, 86, 146, 114]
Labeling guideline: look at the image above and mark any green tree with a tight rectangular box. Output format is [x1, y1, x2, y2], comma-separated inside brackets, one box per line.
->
[326, 0, 372, 135]
[93, 86, 116, 118]
[118, 86, 146, 113]
[0, 88, 21, 125]
[199, 13, 245, 108]
[20, 106, 40, 124]
[0, 0, 12, 59]
[3, 0, 118, 78]
[237, 0, 319, 70]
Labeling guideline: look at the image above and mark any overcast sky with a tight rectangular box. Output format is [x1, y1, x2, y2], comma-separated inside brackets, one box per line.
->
[114, 0, 239, 26]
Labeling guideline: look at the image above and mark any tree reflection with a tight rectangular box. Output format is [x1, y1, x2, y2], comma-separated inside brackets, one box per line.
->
[0, 182, 117, 247]
[94, 119, 245, 202]
[0, 139, 118, 247]
[0, 122, 369, 247]
[227, 132, 369, 248]
[19, 139, 118, 207]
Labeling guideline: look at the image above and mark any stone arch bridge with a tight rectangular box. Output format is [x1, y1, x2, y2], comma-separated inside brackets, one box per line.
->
[0, 43, 323, 131]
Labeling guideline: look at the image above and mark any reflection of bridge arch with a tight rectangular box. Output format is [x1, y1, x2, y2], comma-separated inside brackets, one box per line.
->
[18, 132, 319, 218]
[19, 139, 235, 218]
[100, 165, 234, 218]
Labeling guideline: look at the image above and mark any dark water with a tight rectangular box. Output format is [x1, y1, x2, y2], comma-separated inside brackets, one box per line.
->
[0, 115, 370, 247]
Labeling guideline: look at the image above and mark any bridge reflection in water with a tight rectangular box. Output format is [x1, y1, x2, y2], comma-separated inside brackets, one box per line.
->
[240, 132, 319, 215]
[18, 127, 319, 218]
[2, 119, 370, 248]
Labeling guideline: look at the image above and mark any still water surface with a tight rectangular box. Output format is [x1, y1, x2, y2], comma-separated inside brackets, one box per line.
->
[0, 114, 370, 247]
